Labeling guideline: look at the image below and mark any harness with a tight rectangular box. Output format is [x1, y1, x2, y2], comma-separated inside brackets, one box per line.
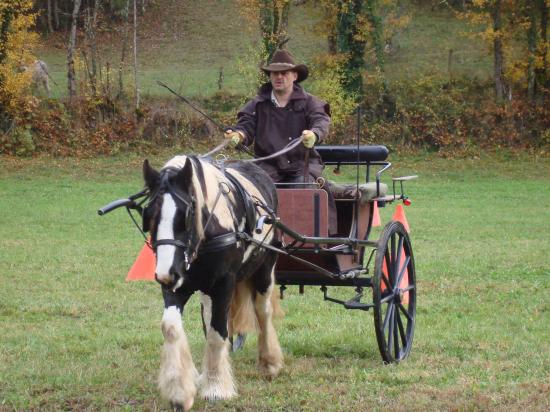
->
[145, 159, 272, 275]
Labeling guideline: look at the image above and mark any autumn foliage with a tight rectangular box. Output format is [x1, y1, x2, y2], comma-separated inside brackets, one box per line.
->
[0, 0, 38, 132]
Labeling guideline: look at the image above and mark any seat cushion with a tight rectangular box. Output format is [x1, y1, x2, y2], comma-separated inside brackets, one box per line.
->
[328, 182, 388, 203]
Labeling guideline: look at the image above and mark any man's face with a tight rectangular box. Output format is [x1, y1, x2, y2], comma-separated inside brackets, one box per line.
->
[270, 70, 298, 94]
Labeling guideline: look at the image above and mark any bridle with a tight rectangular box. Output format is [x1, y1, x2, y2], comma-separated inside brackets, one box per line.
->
[144, 168, 198, 271]
[146, 164, 239, 278]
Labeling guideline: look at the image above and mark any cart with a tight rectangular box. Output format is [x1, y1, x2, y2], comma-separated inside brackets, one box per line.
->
[98, 144, 417, 364]
[270, 145, 417, 363]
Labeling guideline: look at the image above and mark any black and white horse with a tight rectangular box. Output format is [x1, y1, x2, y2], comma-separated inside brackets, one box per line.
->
[142, 155, 283, 411]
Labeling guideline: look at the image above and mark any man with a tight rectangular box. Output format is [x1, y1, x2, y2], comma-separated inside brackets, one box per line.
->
[225, 49, 336, 233]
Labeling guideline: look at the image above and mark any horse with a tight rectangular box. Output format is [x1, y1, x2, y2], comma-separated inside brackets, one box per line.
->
[21, 60, 54, 97]
[142, 155, 283, 411]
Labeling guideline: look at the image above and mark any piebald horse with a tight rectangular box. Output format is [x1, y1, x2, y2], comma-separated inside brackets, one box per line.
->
[142, 155, 283, 411]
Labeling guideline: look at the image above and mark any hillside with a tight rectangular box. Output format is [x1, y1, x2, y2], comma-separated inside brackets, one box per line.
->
[36, 0, 492, 99]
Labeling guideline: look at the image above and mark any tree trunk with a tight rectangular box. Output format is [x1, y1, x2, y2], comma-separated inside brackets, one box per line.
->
[117, 0, 130, 100]
[527, 2, 537, 102]
[537, 0, 548, 95]
[83, 1, 99, 96]
[47, 0, 54, 33]
[260, 0, 275, 60]
[259, 0, 290, 61]
[53, 0, 60, 30]
[365, 0, 384, 70]
[133, 0, 139, 110]
[67, 0, 82, 105]
[491, 0, 506, 103]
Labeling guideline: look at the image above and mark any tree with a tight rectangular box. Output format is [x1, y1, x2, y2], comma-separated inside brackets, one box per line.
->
[238, 0, 290, 62]
[0, 0, 38, 131]
[67, 0, 82, 104]
[460, 0, 549, 103]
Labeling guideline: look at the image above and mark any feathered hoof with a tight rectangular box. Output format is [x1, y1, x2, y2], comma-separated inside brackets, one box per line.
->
[159, 373, 196, 412]
[259, 357, 283, 380]
[200, 381, 237, 402]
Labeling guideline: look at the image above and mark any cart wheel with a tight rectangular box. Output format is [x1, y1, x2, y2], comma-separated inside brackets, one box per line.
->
[373, 221, 416, 363]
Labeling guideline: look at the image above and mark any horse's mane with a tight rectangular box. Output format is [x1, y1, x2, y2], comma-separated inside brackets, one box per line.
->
[161, 155, 235, 236]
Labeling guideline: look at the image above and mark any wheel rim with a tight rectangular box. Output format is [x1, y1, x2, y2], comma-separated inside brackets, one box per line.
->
[373, 221, 416, 363]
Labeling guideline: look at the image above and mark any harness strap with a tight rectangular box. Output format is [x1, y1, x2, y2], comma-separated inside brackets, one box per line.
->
[224, 170, 256, 235]
[154, 238, 188, 249]
[199, 232, 241, 254]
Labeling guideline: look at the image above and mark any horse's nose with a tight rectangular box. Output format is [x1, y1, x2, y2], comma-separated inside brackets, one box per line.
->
[155, 270, 174, 285]
[155, 267, 183, 288]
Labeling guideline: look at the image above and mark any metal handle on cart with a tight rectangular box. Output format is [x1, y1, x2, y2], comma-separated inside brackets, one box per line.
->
[97, 188, 148, 216]
[97, 198, 136, 216]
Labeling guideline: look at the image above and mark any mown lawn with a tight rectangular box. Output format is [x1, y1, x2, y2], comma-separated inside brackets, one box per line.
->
[0, 152, 549, 411]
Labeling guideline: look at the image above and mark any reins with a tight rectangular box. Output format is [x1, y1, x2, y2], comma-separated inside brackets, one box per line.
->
[157, 80, 306, 163]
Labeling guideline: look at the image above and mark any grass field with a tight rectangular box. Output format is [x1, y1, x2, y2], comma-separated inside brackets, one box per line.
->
[1, 151, 549, 411]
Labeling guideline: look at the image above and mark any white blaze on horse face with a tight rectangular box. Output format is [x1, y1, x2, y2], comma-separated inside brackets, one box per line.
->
[156, 194, 177, 283]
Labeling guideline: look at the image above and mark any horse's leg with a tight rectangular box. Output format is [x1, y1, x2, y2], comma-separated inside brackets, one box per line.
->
[253, 259, 283, 379]
[199, 277, 237, 401]
[158, 288, 198, 412]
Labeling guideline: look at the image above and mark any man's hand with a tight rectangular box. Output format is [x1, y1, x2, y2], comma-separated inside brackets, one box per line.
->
[224, 129, 244, 147]
[302, 130, 316, 148]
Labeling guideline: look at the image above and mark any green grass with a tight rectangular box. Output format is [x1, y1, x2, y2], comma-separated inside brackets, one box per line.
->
[1, 152, 549, 411]
[36, 1, 492, 99]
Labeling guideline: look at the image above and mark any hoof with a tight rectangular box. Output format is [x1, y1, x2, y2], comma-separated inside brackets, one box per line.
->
[259, 358, 283, 379]
[170, 397, 193, 412]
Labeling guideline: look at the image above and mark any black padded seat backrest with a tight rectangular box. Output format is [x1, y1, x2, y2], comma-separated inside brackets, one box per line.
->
[316, 145, 389, 164]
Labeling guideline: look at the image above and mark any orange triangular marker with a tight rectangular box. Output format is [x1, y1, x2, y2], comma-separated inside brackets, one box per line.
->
[392, 203, 410, 233]
[126, 243, 156, 281]
[372, 201, 381, 227]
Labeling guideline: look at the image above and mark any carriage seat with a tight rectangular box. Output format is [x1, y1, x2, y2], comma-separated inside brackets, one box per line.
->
[316, 145, 389, 164]
[328, 181, 388, 204]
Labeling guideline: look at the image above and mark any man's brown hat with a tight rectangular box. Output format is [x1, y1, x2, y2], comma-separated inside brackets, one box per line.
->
[261, 49, 309, 82]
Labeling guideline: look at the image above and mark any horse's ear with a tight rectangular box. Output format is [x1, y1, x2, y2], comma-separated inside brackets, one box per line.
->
[176, 157, 194, 190]
[143, 159, 160, 190]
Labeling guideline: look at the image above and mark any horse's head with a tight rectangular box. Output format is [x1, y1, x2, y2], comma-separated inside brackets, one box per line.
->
[142, 158, 202, 290]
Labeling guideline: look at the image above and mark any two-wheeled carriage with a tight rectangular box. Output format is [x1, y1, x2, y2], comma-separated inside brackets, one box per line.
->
[98, 145, 417, 364]
[269, 144, 417, 363]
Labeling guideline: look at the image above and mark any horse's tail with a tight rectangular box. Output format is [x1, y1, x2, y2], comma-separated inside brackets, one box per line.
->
[229, 279, 257, 335]
[229, 279, 284, 336]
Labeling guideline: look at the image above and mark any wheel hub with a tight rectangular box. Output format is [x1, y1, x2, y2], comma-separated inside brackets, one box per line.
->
[394, 288, 405, 303]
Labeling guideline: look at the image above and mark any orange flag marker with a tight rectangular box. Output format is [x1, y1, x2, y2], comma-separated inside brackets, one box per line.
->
[372, 201, 381, 227]
[392, 203, 410, 233]
[126, 243, 156, 281]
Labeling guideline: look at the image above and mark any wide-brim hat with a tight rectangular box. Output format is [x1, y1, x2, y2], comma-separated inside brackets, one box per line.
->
[261, 49, 309, 82]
